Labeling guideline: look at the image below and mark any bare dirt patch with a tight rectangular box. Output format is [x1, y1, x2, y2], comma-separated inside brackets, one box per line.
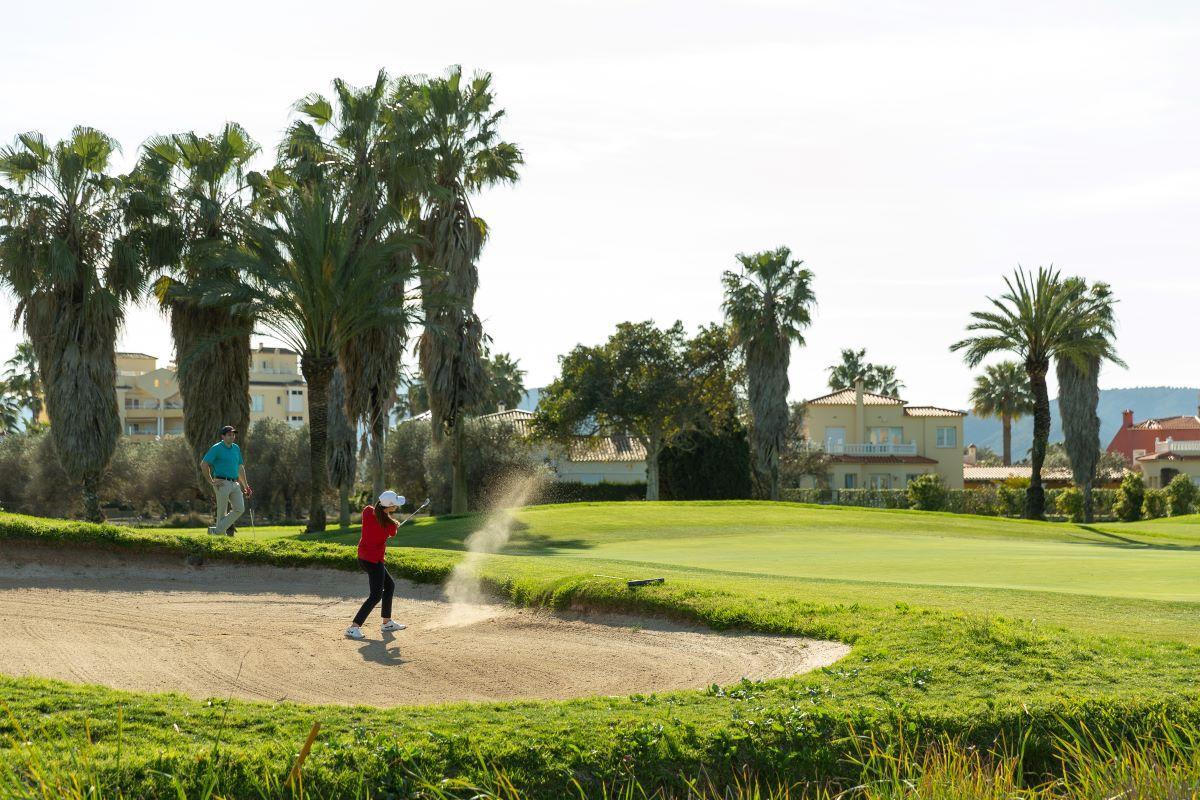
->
[0, 544, 847, 706]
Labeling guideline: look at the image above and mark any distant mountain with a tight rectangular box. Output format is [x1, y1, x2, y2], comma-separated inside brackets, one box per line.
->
[964, 386, 1200, 458]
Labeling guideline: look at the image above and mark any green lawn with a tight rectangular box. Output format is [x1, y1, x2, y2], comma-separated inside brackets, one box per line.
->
[178, 502, 1200, 642]
[4, 503, 1200, 797]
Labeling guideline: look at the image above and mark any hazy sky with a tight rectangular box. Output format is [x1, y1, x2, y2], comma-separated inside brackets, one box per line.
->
[2, 1, 1197, 410]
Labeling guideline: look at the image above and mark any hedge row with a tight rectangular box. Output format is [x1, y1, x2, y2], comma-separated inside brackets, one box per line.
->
[534, 481, 648, 504]
[781, 486, 1120, 519]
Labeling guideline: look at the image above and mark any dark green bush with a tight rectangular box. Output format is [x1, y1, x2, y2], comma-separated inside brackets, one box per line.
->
[907, 474, 948, 511]
[1113, 472, 1146, 522]
[659, 425, 752, 500]
[536, 481, 648, 504]
[1142, 488, 1168, 520]
[1165, 473, 1198, 516]
[1056, 487, 1085, 522]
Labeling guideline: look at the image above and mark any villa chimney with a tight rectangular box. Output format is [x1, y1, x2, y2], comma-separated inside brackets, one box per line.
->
[498, 403, 507, 413]
[965, 443, 978, 465]
[1122, 409, 1134, 429]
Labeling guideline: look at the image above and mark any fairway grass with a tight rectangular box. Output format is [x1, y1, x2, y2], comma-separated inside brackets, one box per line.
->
[140, 502, 1200, 640]
[3, 502, 1200, 796]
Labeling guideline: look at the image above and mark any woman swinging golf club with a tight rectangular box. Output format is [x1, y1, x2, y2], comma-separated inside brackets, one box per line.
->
[346, 490, 408, 641]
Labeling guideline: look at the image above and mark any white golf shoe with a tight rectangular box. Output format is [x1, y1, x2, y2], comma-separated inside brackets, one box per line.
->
[381, 620, 407, 632]
[345, 625, 365, 640]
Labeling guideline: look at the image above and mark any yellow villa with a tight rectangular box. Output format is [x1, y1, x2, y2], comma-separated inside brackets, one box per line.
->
[116, 345, 309, 440]
[801, 381, 965, 490]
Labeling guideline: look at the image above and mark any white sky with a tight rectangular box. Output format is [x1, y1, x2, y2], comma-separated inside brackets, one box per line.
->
[2, 0, 1197, 409]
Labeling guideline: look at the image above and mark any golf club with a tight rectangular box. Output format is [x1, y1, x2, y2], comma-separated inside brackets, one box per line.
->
[396, 498, 431, 528]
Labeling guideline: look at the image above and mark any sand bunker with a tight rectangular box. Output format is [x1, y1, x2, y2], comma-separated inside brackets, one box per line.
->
[0, 545, 847, 706]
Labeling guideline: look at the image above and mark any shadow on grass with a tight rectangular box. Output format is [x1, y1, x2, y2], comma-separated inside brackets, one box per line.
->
[1071, 525, 1200, 552]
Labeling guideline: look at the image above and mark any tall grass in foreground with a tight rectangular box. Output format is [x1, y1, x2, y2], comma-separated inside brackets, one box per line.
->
[4, 713, 1200, 800]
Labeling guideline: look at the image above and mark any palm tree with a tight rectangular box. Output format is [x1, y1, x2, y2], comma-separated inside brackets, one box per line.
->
[394, 67, 523, 514]
[0, 128, 144, 521]
[326, 365, 358, 528]
[128, 124, 259, 469]
[471, 350, 526, 413]
[2, 342, 42, 421]
[827, 348, 903, 397]
[0, 381, 23, 433]
[871, 364, 904, 398]
[282, 71, 412, 498]
[192, 184, 416, 531]
[722, 246, 816, 500]
[951, 267, 1119, 519]
[1057, 279, 1122, 522]
[968, 361, 1034, 466]
[827, 348, 870, 390]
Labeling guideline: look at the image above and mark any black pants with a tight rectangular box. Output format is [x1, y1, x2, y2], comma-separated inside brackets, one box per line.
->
[353, 559, 394, 626]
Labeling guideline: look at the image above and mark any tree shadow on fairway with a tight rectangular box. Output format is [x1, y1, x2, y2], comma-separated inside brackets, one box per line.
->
[357, 631, 408, 667]
[1072, 525, 1200, 551]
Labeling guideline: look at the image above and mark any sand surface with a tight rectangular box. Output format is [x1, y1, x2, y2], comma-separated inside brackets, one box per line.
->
[0, 544, 847, 706]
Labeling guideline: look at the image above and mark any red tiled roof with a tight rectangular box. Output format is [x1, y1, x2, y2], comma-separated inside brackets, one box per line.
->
[904, 406, 966, 417]
[828, 454, 938, 465]
[1132, 416, 1200, 431]
[478, 408, 535, 437]
[964, 465, 1129, 481]
[807, 388, 904, 406]
[1136, 451, 1200, 462]
[568, 435, 647, 463]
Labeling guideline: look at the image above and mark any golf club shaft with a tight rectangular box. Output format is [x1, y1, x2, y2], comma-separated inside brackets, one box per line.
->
[397, 499, 430, 528]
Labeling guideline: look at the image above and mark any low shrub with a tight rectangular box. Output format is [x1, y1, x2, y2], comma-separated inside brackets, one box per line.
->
[1056, 487, 1085, 522]
[907, 474, 948, 511]
[1142, 488, 1168, 520]
[997, 478, 1030, 518]
[1165, 473, 1198, 517]
[1113, 472, 1146, 522]
[780, 487, 831, 504]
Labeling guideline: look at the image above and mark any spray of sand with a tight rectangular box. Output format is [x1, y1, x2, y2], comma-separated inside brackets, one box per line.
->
[434, 473, 545, 628]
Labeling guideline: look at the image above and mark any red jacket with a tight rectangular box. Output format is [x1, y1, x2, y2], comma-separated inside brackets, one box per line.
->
[357, 506, 398, 562]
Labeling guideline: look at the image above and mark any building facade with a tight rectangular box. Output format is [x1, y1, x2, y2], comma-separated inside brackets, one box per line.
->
[1106, 408, 1200, 465]
[802, 382, 966, 490]
[1134, 438, 1200, 489]
[115, 345, 308, 440]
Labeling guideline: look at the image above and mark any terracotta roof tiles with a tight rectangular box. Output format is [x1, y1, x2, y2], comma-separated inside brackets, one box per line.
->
[1133, 416, 1200, 431]
[904, 406, 966, 417]
[806, 388, 904, 406]
[568, 435, 647, 463]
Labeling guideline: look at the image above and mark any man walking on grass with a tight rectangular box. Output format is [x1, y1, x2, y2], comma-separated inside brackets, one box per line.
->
[200, 425, 252, 536]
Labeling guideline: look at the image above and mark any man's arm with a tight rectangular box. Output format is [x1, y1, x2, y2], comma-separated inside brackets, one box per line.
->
[200, 459, 216, 486]
[238, 464, 252, 496]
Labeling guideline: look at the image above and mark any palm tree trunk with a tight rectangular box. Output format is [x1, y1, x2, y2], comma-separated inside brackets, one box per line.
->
[302, 353, 337, 532]
[1001, 414, 1013, 466]
[450, 421, 468, 514]
[370, 410, 386, 498]
[1026, 361, 1050, 520]
[339, 484, 351, 528]
[170, 302, 252, 485]
[81, 473, 103, 523]
[645, 435, 662, 501]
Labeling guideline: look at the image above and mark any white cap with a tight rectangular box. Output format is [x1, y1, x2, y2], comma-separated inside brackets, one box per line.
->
[378, 490, 404, 508]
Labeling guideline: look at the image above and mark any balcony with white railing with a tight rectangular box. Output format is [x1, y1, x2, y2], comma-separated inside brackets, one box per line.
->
[1155, 438, 1200, 455]
[803, 441, 919, 456]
